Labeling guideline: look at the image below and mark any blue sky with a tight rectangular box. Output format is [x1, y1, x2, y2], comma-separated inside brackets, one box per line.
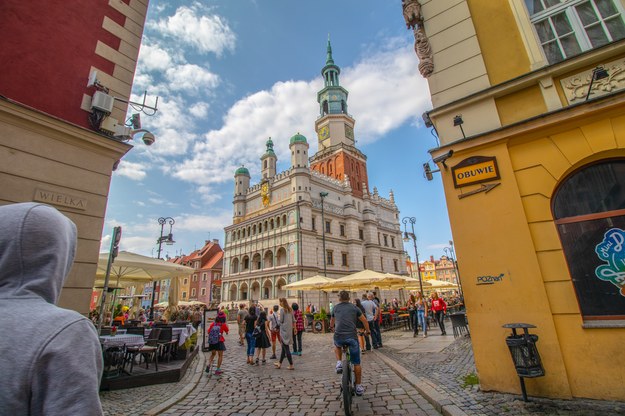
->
[101, 0, 453, 262]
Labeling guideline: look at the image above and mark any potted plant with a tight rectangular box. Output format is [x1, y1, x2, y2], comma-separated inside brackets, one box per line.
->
[312, 308, 329, 333]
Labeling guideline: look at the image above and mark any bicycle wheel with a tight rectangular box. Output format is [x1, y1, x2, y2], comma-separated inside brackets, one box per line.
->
[342, 358, 352, 416]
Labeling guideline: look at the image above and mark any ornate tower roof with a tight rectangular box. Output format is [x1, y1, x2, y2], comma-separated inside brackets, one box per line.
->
[317, 36, 349, 117]
[261, 137, 276, 159]
[289, 132, 308, 145]
[234, 165, 250, 176]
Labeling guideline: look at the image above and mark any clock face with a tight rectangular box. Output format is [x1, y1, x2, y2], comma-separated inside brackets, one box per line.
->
[345, 125, 354, 140]
[318, 125, 329, 140]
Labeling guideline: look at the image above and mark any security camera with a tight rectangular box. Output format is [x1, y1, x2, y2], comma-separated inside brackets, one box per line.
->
[142, 131, 155, 146]
[432, 149, 453, 167]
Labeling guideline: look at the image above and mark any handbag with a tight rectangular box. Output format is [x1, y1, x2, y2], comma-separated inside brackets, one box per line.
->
[252, 325, 262, 337]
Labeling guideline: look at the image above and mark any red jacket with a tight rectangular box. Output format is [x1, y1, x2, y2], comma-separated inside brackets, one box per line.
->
[431, 298, 447, 313]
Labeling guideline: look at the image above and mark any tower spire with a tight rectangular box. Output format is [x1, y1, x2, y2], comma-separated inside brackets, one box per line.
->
[326, 34, 334, 65]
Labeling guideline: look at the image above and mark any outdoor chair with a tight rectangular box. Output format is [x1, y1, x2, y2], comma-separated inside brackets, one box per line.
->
[102, 346, 126, 379]
[126, 327, 145, 337]
[157, 327, 177, 363]
[450, 313, 470, 338]
[125, 328, 161, 373]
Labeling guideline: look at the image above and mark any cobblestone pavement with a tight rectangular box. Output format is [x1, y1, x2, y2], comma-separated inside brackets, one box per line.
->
[100, 352, 202, 416]
[379, 328, 625, 416]
[160, 330, 442, 416]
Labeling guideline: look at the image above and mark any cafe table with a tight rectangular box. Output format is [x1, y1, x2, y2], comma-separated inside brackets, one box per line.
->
[99, 334, 145, 348]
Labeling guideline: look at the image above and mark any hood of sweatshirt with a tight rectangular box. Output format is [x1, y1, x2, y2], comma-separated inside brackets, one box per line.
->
[0, 203, 77, 304]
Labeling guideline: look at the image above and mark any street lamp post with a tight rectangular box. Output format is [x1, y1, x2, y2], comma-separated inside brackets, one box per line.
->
[444, 240, 463, 298]
[151, 217, 175, 320]
[320, 192, 328, 276]
[402, 217, 424, 295]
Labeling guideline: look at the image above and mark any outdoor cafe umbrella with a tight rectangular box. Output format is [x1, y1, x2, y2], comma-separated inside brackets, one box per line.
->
[283, 275, 337, 311]
[321, 269, 397, 290]
[95, 251, 194, 318]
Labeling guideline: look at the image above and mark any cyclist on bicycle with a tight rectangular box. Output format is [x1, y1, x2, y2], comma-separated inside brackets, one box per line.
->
[330, 290, 371, 396]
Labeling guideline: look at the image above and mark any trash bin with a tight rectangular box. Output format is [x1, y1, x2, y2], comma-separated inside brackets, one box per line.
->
[502, 323, 545, 401]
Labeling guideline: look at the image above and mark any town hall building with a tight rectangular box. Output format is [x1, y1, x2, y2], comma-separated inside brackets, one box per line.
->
[221, 40, 407, 307]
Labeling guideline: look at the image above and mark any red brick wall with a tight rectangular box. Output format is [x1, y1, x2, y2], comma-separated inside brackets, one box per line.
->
[0, 0, 125, 129]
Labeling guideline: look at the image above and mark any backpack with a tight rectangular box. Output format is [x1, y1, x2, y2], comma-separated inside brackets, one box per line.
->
[208, 323, 221, 345]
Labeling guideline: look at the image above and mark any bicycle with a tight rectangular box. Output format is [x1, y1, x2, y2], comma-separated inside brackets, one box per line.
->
[337, 344, 356, 416]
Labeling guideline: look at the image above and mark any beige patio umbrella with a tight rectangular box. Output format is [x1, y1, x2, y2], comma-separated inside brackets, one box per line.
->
[423, 279, 458, 292]
[321, 269, 390, 290]
[165, 275, 180, 321]
[283, 275, 337, 312]
[95, 251, 194, 320]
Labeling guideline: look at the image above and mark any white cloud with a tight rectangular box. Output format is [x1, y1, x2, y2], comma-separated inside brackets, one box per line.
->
[138, 43, 172, 72]
[165, 64, 220, 94]
[175, 212, 232, 232]
[152, 4, 236, 56]
[114, 160, 148, 180]
[171, 41, 430, 187]
[189, 102, 209, 118]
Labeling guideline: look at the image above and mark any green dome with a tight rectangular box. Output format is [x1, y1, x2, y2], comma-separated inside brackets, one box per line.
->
[234, 166, 250, 176]
[290, 132, 308, 145]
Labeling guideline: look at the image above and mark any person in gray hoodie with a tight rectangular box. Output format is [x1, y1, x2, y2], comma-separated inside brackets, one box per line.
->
[0, 203, 104, 415]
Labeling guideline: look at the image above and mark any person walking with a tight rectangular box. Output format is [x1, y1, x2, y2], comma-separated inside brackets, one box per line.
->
[237, 303, 248, 346]
[206, 311, 229, 375]
[430, 292, 447, 335]
[274, 298, 294, 370]
[244, 306, 258, 364]
[414, 291, 429, 337]
[354, 298, 367, 354]
[254, 311, 271, 365]
[0, 203, 103, 415]
[407, 294, 416, 332]
[292, 303, 304, 356]
[268, 305, 281, 359]
[362, 293, 382, 348]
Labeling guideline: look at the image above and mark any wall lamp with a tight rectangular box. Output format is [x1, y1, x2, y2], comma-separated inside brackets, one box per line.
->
[585, 66, 609, 101]
[453, 115, 466, 139]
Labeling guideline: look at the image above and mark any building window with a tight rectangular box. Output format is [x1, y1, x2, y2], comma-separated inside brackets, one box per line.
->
[327, 250, 334, 265]
[203, 273, 207, 281]
[363, 256, 367, 268]
[377, 233, 381, 245]
[359, 228, 364, 240]
[191, 288, 196, 297]
[312, 217, 316, 230]
[182, 291, 187, 300]
[553, 159, 625, 321]
[340, 224, 346, 236]
[183, 278, 188, 285]
[201, 288, 206, 296]
[380, 257, 384, 271]
[342, 252, 348, 267]
[325, 220, 331, 233]
[383, 234, 388, 247]
[193, 274, 197, 282]
[525, 0, 625, 64]
[393, 259, 399, 272]
[391, 236, 395, 248]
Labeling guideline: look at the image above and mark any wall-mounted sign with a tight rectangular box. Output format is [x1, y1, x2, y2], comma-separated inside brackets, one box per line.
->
[476, 273, 504, 285]
[594, 228, 625, 297]
[452, 156, 500, 188]
[34, 188, 87, 210]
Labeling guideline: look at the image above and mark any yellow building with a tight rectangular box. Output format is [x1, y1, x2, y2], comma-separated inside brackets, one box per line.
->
[407, 0, 625, 401]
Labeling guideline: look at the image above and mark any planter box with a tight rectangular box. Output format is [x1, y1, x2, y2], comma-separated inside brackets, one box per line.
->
[313, 319, 330, 333]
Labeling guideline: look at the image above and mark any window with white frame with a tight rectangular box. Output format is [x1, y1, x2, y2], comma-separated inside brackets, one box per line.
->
[201, 288, 206, 296]
[525, 0, 625, 64]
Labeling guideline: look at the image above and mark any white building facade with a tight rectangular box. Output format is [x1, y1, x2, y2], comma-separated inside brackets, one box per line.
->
[221, 41, 407, 308]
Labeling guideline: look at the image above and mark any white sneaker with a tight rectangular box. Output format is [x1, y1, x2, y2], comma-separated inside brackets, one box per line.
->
[336, 360, 343, 374]
[355, 384, 365, 396]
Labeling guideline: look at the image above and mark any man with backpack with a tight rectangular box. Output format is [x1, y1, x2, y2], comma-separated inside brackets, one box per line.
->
[206, 312, 229, 376]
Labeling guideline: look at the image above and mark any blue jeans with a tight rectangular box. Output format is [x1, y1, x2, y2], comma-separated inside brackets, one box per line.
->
[417, 310, 427, 335]
[334, 337, 361, 365]
[368, 320, 382, 348]
[245, 332, 256, 356]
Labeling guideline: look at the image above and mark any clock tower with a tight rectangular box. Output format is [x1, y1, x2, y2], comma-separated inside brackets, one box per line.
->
[311, 37, 368, 198]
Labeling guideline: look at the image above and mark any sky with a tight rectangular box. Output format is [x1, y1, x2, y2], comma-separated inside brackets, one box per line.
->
[101, 0, 454, 263]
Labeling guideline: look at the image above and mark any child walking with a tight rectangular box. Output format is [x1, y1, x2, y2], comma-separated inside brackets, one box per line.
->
[206, 311, 229, 375]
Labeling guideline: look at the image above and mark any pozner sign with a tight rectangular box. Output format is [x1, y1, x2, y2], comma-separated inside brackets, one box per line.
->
[452, 156, 500, 188]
